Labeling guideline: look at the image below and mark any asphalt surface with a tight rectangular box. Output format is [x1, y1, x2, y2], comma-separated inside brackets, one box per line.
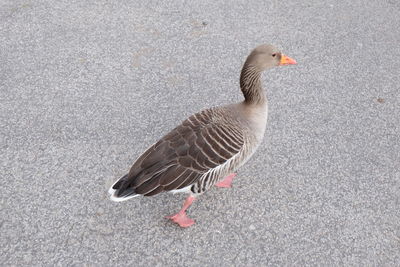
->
[1, 0, 399, 266]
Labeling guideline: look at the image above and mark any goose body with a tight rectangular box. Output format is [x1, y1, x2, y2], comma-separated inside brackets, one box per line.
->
[109, 44, 296, 227]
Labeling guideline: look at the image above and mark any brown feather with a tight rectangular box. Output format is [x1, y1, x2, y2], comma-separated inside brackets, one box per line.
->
[120, 108, 244, 195]
[164, 170, 193, 191]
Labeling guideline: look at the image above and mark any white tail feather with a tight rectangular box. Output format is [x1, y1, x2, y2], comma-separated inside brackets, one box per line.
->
[109, 192, 140, 202]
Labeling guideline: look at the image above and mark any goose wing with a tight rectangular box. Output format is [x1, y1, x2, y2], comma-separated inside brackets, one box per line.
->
[113, 111, 244, 197]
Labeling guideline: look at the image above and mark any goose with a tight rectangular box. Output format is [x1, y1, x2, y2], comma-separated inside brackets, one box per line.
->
[108, 44, 296, 227]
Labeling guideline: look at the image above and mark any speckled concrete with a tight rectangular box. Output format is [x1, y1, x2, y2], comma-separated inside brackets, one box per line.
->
[1, 0, 399, 265]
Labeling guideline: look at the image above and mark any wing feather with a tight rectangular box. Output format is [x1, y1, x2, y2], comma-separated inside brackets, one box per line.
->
[119, 109, 244, 196]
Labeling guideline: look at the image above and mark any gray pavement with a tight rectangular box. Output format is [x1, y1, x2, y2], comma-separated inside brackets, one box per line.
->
[1, 0, 400, 266]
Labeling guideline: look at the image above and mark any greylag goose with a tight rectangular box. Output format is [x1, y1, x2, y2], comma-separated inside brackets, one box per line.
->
[109, 44, 296, 227]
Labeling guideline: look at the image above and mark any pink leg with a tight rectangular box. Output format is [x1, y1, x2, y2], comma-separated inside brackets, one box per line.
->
[166, 196, 196, 228]
[215, 173, 236, 188]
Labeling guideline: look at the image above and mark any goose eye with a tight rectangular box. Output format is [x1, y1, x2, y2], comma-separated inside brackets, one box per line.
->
[272, 53, 277, 57]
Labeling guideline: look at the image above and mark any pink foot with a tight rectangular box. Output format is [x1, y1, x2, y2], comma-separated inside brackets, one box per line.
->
[215, 173, 236, 188]
[166, 212, 195, 228]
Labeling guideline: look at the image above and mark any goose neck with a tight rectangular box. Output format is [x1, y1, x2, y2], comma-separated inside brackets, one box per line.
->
[240, 64, 266, 105]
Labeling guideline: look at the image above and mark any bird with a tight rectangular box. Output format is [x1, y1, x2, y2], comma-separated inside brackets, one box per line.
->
[108, 44, 297, 227]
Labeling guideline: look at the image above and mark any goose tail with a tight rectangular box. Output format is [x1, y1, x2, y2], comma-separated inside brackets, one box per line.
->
[108, 174, 140, 202]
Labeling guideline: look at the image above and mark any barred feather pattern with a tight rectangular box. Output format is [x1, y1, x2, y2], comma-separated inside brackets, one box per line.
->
[191, 134, 257, 194]
[240, 64, 265, 105]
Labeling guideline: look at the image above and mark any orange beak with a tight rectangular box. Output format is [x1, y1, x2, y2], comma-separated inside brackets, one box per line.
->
[280, 54, 297, 65]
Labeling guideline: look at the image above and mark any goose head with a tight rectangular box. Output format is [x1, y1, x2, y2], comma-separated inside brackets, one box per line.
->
[245, 44, 297, 71]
